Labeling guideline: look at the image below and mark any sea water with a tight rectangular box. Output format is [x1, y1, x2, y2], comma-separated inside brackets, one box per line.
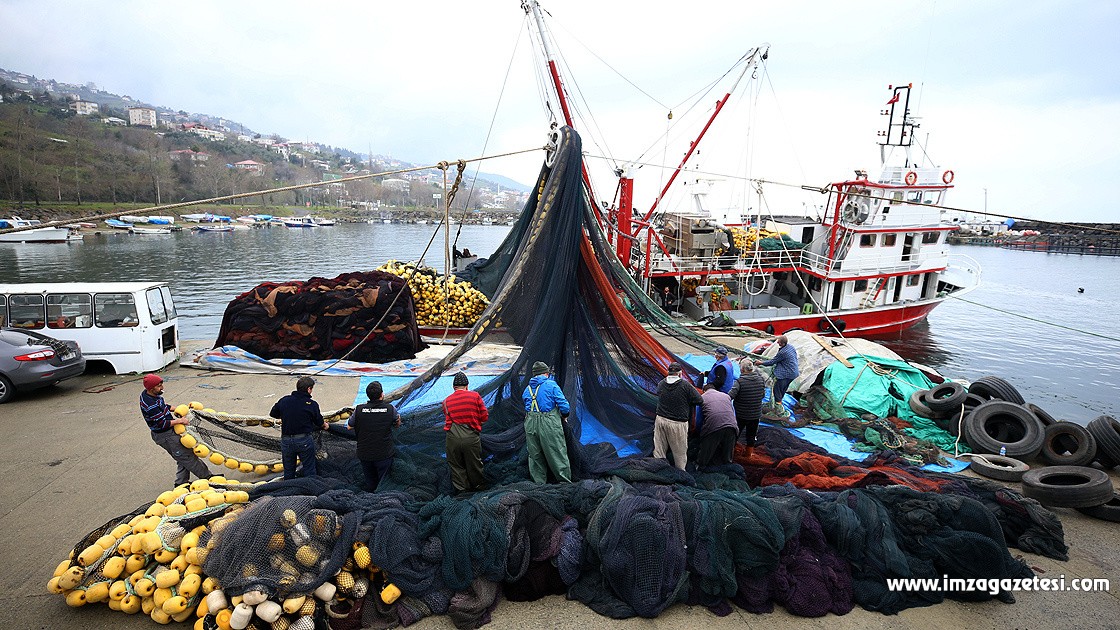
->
[4, 227, 1118, 422]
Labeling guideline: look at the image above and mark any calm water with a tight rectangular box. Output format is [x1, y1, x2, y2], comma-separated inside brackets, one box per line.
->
[4, 228, 1118, 422]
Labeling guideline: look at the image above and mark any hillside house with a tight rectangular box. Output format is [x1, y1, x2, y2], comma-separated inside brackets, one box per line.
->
[168, 149, 210, 162]
[128, 106, 157, 128]
[70, 100, 99, 116]
[233, 160, 264, 175]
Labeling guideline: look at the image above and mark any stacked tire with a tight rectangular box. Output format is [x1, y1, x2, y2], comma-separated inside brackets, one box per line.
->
[953, 376, 1118, 521]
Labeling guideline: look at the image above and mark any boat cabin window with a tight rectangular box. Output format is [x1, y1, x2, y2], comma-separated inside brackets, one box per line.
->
[922, 231, 941, 244]
[146, 287, 171, 325]
[906, 275, 921, 286]
[907, 191, 923, 204]
[95, 293, 139, 328]
[854, 280, 868, 292]
[882, 234, 897, 247]
[859, 234, 877, 247]
[892, 192, 904, 202]
[923, 190, 941, 205]
[0, 295, 5, 327]
[8, 294, 45, 329]
[47, 293, 93, 329]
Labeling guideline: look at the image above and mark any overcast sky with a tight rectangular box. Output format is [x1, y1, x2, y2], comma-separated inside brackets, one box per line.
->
[2, 1, 1117, 223]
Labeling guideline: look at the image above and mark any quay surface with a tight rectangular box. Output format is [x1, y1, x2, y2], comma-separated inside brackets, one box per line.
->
[1, 340, 1116, 629]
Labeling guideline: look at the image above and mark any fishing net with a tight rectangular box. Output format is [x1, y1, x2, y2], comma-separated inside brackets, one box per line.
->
[213, 270, 426, 363]
[51, 128, 1069, 627]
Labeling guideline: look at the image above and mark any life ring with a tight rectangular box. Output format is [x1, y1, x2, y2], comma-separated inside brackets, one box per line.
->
[942, 170, 954, 184]
[904, 171, 918, 186]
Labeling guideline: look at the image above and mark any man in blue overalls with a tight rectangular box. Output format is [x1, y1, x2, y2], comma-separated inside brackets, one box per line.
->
[522, 361, 571, 483]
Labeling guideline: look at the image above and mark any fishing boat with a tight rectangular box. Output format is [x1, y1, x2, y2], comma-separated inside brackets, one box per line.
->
[311, 217, 336, 226]
[129, 226, 172, 235]
[195, 224, 234, 233]
[105, 219, 133, 230]
[281, 216, 317, 228]
[520, 1, 980, 338]
[0, 217, 73, 243]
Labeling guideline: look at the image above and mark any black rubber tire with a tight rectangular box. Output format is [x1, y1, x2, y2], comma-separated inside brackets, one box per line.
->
[963, 401, 1044, 458]
[0, 374, 12, 404]
[1025, 403, 1058, 427]
[968, 376, 1026, 405]
[1076, 491, 1120, 522]
[1021, 466, 1115, 508]
[968, 454, 1030, 482]
[909, 389, 937, 419]
[1040, 422, 1097, 467]
[1087, 415, 1120, 470]
[924, 382, 968, 412]
[962, 393, 987, 412]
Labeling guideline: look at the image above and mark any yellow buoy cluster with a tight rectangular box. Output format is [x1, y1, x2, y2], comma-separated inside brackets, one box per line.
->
[47, 477, 251, 624]
[377, 260, 489, 327]
[727, 226, 784, 253]
[49, 480, 403, 629]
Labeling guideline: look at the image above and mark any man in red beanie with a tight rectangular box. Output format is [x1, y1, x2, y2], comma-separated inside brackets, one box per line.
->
[140, 374, 211, 487]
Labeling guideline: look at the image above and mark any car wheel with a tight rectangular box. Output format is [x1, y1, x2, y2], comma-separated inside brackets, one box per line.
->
[0, 374, 13, 404]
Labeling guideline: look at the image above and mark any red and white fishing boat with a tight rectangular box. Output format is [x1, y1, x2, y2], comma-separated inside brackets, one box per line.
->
[521, 1, 980, 338]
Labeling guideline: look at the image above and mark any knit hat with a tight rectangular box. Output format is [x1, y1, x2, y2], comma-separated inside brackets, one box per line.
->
[453, 372, 469, 387]
[667, 361, 682, 374]
[532, 361, 550, 376]
[714, 346, 728, 356]
[143, 374, 163, 390]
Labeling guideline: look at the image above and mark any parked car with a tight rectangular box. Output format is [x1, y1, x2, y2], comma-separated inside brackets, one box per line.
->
[0, 328, 86, 403]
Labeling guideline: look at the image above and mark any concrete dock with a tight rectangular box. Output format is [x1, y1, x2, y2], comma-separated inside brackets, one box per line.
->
[0, 340, 1116, 629]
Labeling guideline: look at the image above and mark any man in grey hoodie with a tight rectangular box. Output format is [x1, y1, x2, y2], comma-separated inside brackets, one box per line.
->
[653, 361, 703, 470]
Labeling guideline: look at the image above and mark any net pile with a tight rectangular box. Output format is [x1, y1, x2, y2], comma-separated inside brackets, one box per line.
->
[213, 270, 426, 363]
[50, 128, 1069, 627]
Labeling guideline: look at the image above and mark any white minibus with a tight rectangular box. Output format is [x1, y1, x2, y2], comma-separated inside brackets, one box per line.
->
[0, 282, 179, 374]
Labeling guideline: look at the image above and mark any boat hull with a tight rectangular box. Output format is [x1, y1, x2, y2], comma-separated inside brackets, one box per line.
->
[728, 298, 942, 338]
[0, 227, 72, 243]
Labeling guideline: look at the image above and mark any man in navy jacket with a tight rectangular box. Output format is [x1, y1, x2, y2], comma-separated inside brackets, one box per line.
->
[271, 376, 329, 479]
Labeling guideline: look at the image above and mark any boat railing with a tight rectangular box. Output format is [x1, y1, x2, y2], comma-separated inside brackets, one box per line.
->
[801, 249, 951, 276]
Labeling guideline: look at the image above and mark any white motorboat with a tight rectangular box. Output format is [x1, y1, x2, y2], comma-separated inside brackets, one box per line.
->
[0, 217, 73, 243]
[281, 217, 317, 228]
[129, 227, 173, 235]
[311, 217, 336, 226]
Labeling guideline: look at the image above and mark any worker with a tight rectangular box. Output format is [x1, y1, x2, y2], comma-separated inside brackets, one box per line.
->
[653, 361, 703, 470]
[348, 380, 400, 491]
[443, 372, 488, 492]
[522, 362, 571, 483]
[755, 335, 800, 411]
[139, 374, 211, 487]
[270, 376, 329, 479]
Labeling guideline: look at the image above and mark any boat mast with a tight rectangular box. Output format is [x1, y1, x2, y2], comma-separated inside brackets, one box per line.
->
[522, 0, 603, 224]
[641, 47, 767, 224]
[880, 83, 915, 167]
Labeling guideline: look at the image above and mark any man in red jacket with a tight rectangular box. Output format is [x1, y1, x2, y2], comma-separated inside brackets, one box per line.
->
[443, 371, 488, 493]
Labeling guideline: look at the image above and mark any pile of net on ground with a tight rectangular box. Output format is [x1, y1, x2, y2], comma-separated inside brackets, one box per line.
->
[213, 270, 426, 363]
[56, 128, 1069, 627]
